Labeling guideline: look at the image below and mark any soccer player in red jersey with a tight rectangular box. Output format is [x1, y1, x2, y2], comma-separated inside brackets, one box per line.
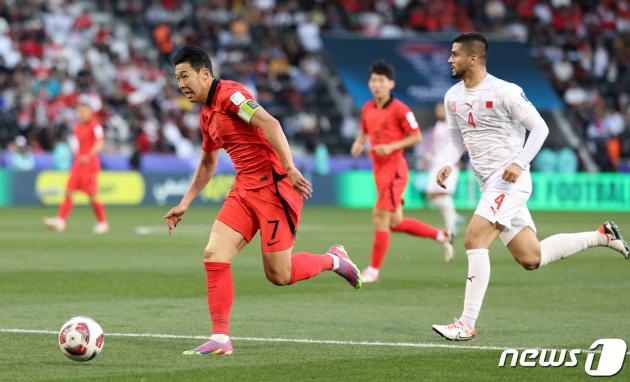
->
[44, 95, 108, 234]
[351, 61, 454, 283]
[164, 46, 361, 355]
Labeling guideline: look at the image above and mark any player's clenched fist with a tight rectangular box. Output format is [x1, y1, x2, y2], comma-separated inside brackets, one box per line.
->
[436, 165, 452, 189]
[502, 163, 522, 183]
[164, 204, 188, 234]
[287, 167, 313, 199]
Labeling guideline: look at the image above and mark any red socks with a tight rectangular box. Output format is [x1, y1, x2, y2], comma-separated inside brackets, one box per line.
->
[391, 218, 439, 240]
[288, 252, 334, 284]
[91, 201, 107, 223]
[58, 197, 73, 220]
[58, 197, 107, 224]
[370, 230, 391, 269]
[204, 262, 234, 335]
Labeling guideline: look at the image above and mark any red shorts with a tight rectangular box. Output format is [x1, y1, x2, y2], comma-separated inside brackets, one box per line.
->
[374, 161, 408, 212]
[217, 175, 303, 252]
[66, 168, 99, 195]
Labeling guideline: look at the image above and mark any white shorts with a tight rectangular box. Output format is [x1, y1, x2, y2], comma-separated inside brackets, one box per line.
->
[426, 165, 459, 194]
[474, 169, 536, 246]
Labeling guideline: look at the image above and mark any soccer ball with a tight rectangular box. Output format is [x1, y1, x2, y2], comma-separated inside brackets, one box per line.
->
[58, 316, 104, 362]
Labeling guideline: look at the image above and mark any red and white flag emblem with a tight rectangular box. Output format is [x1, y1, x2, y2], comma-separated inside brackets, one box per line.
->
[450, 101, 457, 112]
[486, 101, 493, 108]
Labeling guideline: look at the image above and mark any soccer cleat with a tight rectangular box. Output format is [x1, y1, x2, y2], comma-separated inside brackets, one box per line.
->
[93, 222, 109, 235]
[598, 221, 629, 259]
[361, 267, 380, 283]
[442, 231, 455, 263]
[182, 339, 233, 355]
[327, 245, 362, 289]
[43, 217, 65, 232]
[432, 319, 476, 341]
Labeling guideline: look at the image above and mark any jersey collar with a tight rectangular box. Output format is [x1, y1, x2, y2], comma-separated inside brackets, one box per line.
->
[205, 79, 220, 106]
[376, 96, 394, 109]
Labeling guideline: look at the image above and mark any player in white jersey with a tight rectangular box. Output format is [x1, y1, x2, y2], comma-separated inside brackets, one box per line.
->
[426, 102, 465, 235]
[431, 32, 629, 341]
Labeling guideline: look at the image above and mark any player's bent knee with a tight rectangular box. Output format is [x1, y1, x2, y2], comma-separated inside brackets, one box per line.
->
[265, 271, 291, 286]
[203, 248, 219, 261]
[517, 256, 540, 270]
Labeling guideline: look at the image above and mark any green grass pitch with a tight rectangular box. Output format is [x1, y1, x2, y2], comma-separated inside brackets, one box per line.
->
[0, 205, 628, 381]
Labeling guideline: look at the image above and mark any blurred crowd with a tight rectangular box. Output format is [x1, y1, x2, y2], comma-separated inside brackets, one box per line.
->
[0, 0, 629, 171]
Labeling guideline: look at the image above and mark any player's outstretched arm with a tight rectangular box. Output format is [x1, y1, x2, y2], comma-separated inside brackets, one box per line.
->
[164, 150, 219, 234]
[251, 107, 313, 199]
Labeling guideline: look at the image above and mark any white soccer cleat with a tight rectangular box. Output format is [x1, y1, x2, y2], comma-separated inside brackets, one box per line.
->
[442, 231, 454, 263]
[43, 217, 66, 232]
[598, 221, 629, 259]
[432, 319, 476, 341]
[93, 222, 109, 235]
[361, 267, 380, 283]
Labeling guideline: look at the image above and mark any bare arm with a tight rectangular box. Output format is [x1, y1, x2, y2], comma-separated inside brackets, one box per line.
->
[351, 130, 368, 157]
[91, 140, 104, 156]
[164, 149, 219, 233]
[250, 107, 313, 199]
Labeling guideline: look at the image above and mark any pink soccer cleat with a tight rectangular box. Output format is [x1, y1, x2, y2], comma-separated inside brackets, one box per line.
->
[327, 245, 361, 289]
[182, 338, 233, 355]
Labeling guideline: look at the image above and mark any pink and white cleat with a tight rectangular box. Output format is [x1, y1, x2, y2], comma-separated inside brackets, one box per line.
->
[182, 339, 233, 355]
[361, 267, 380, 284]
[327, 245, 362, 289]
[598, 221, 629, 259]
[432, 319, 477, 341]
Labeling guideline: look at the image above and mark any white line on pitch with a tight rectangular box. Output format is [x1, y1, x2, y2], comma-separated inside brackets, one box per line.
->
[0, 328, 622, 354]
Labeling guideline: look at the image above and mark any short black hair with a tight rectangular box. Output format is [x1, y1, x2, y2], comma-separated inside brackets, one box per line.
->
[452, 32, 489, 62]
[369, 60, 395, 80]
[172, 45, 213, 75]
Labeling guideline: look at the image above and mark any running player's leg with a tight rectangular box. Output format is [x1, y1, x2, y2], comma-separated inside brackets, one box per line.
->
[44, 186, 73, 232]
[389, 174, 452, 262]
[185, 190, 255, 356]
[433, 214, 499, 340]
[86, 171, 108, 233]
[258, 181, 360, 288]
[390, 174, 449, 243]
[508, 219, 629, 270]
[184, 220, 248, 356]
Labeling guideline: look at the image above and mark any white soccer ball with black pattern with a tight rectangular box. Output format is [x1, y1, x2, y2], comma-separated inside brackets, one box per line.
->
[58, 316, 104, 362]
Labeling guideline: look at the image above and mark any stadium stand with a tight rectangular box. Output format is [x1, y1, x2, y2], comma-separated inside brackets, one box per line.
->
[0, 0, 628, 172]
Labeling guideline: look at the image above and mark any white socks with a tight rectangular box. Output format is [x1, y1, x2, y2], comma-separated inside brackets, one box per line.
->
[538, 231, 607, 268]
[432, 195, 458, 233]
[328, 253, 340, 271]
[460, 249, 490, 329]
[210, 334, 230, 343]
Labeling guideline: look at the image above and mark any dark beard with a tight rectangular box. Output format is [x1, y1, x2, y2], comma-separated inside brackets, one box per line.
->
[451, 69, 465, 79]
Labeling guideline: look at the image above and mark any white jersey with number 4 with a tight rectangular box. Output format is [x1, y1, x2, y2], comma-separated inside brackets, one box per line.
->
[443, 73, 539, 186]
